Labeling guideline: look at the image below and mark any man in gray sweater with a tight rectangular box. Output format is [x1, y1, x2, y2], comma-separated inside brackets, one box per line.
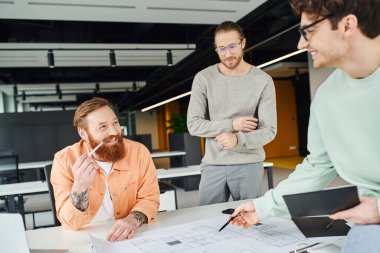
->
[187, 21, 277, 205]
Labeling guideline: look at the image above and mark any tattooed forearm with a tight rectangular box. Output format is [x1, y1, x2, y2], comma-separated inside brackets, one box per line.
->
[70, 189, 89, 212]
[131, 211, 148, 226]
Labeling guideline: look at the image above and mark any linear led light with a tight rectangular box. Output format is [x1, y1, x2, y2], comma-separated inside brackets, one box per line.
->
[141, 91, 191, 112]
[18, 95, 77, 103]
[141, 49, 307, 112]
[256, 49, 306, 69]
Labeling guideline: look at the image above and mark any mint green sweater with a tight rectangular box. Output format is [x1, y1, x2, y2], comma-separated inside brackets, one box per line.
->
[254, 67, 380, 219]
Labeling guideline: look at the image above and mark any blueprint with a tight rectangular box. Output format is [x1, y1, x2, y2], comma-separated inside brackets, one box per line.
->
[90, 216, 338, 253]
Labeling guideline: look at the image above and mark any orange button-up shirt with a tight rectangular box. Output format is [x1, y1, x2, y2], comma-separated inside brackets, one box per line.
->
[51, 138, 160, 230]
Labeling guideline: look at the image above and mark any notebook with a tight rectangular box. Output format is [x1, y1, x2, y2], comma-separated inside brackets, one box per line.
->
[283, 185, 359, 237]
[0, 213, 68, 253]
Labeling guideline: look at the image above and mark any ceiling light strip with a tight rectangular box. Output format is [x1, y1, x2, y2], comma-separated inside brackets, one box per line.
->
[28, 2, 135, 9]
[141, 49, 307, 112]
[256, 49, 307, 69]
[141, 91, 192, 112]
[147, 7, 236, 13]
[0, 43, 196, 50]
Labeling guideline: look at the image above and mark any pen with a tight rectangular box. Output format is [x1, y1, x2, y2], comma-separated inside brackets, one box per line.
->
[88, 141, 104, 157]
[219, 215, 239, 232]
[325, 219, 334, 230]
[289, 242, 321, 253]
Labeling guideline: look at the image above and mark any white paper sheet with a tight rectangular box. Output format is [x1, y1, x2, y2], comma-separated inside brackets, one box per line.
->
[89, 216, 341, 253]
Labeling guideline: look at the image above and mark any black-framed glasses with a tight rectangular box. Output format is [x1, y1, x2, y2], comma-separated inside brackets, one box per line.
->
[215, 39, 243, 55]
[298, 14, 333, 41]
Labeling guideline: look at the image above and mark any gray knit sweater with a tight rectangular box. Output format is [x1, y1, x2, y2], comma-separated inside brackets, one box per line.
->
[187, 64, 277, 165]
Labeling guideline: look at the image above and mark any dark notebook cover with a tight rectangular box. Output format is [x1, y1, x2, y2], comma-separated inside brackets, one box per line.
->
[283, 186, 359, 237]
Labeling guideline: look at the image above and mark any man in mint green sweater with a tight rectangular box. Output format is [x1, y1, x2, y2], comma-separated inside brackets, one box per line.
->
[187, 21, 277, 205]
[231, 0, 380, 251]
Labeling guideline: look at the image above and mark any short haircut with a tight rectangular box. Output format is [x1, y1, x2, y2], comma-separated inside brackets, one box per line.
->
[290, 0, 380, 39]
[73, 97, 114, 129]
[214, 21, 245, 41]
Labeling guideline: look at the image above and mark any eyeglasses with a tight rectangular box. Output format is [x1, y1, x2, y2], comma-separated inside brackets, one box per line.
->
[298, 14, 333, 41]
[215, 40, 243, 55]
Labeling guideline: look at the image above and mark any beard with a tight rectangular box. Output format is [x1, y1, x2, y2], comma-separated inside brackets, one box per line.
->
[87, 133, 126, 162]
[220, 53, 243, 69]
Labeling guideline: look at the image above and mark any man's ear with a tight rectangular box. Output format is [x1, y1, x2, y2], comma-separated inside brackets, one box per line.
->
[342, 14, 358, 38]
[78, 128, 88, 141]
[241, 38, 246, 49]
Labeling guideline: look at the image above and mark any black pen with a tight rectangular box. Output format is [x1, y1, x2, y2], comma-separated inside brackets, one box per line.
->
[325, 219, 334, 230]
[289, 242, 320, 253]
[219, 215, 238, 232]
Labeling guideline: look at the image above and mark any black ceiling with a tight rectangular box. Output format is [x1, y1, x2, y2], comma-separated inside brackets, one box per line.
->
[0, 0, 306, 112]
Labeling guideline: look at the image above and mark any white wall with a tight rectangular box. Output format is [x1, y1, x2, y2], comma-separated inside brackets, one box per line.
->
[308, 55, 335, 100]
[135, 110, 159, 150]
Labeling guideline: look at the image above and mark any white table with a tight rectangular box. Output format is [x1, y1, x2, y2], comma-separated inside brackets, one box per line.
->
[0, 181, 49, 225]
[25, 201, 244, 253]
[157, 162, 274, 189]
[0, 166, 199, 213]
[151, 150, 187, 167]
[10, 151, 186, 180]
[25, 201, 344, 253]
[0, 162, 274, 219]
[14, 151, 186, 172]
[18, 161, 53, 171]
[0, 162, 274, 213]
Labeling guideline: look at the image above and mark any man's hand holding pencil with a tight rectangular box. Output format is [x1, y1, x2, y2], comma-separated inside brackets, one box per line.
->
[230, 201, 260, 229]
[70, 141, 104, 211]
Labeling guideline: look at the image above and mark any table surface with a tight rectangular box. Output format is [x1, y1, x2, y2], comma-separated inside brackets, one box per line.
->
[25, 200, 344, 253]
[25, 201, 243, 252]
[0, 181, 48, 196]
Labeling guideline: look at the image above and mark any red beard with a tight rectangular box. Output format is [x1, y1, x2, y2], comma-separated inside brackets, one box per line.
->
[88, 133, 126, 162]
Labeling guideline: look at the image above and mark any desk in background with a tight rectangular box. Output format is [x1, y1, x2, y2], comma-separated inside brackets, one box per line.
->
[157, 162, 274, 189]
[0, 165, 197, 214]
[6, 151, 186, 182]
[0, 181, 48, 225]
[151, 150, 186, 167]
[0, 163, 274, 214]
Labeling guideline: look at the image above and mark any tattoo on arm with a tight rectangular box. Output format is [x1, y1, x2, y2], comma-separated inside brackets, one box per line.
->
[131, 211, 148, 226]
[70, 189, 89, 212]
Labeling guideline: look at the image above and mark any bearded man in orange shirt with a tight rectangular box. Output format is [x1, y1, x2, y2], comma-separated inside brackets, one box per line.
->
[51, 97, 160, 241]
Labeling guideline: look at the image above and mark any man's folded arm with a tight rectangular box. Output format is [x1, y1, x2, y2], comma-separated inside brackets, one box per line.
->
[187, 74, 234, 137]
[234, 80, 277, 152]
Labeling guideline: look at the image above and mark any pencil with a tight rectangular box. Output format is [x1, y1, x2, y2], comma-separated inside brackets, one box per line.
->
[88, 141, 104, 157]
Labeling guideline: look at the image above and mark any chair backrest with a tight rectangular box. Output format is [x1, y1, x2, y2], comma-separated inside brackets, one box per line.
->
[43, 164, 61, 226]
[0, 154, 20, 184]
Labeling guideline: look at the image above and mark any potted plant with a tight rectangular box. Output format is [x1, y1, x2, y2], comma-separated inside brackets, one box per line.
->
[166, 113, 188, 133]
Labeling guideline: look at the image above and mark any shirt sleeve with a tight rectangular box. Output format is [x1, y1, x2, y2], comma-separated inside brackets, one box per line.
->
[253, 102, 337, 220]
[187, 73, 234, 137]
[130, 146, 160, 223]
[234, 78, 277, 151]
[51, 154, 91, 230]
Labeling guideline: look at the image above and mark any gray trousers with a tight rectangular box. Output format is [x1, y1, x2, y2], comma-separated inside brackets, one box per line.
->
[342, 224, 380, 253]
[199, 162, 263, 205]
